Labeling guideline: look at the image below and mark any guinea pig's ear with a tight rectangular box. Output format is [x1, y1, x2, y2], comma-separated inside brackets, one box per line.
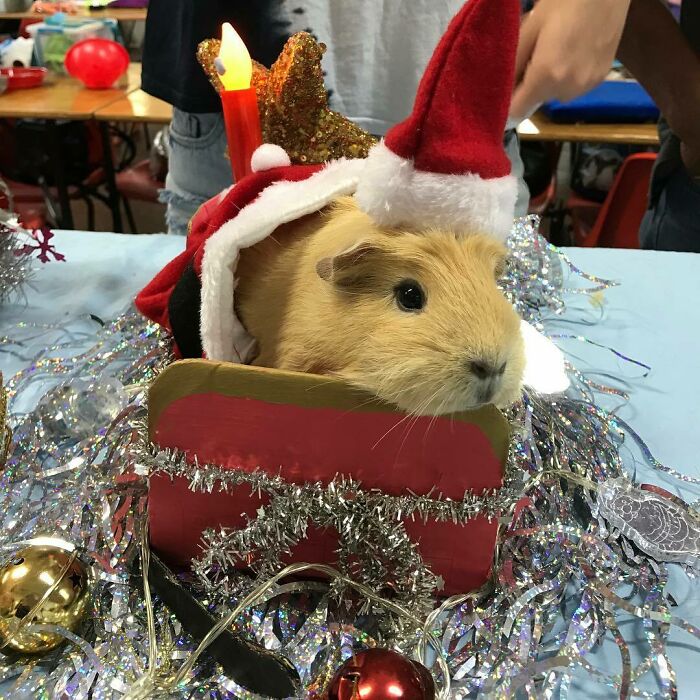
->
[494, 250, 507, 279]
[480, 239, 508, 280]
[316, 240, 385, 288]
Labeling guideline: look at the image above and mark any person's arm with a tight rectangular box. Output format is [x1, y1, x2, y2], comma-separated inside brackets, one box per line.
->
[617, 0, 700, 175]
[509, 0, 632, 121]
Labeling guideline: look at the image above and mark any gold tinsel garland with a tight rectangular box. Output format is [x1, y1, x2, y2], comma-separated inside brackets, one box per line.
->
[0, 373, 10, 470]
[197, 32, 377, 165]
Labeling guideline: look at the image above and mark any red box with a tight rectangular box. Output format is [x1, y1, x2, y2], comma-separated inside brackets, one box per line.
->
[148, 360, 510, 595]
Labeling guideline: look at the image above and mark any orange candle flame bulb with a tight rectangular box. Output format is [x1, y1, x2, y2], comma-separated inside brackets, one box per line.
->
[218, 22, 253, 91]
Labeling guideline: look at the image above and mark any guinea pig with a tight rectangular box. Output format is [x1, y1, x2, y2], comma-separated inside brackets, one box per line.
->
[235, 196, 525, 415]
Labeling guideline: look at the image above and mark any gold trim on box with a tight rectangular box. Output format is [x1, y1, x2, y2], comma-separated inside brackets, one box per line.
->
[147, 359, 510, 466]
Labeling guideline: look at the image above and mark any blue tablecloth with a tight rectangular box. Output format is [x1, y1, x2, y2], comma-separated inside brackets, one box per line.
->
[1, 231, 699, 697]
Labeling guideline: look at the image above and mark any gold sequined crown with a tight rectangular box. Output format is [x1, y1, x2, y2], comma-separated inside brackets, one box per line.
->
[197, 32, 376, 165]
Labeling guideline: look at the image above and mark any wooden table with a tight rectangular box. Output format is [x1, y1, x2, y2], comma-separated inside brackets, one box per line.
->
[94, 89, 172, 124]
[0, 63, 141, 229]
[0, 8, 147, 21]
[518, 110, 659, 146]
[0, 62, 140, 120]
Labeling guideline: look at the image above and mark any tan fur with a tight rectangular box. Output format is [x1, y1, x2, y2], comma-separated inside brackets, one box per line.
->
[235, 196, 525, 415]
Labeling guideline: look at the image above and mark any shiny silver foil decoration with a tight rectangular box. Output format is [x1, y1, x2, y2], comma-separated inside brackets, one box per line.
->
[1, 217, 698, 699]
[501, 215, 618, 323]
[598, 478, 700, 568]
[0, 203, 31, 305]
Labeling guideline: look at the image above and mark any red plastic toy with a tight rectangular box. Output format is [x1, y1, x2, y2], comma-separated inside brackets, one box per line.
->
[0, 67, 48, 91]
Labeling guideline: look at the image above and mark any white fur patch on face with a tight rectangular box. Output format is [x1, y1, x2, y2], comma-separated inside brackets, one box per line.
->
[520, 320, 570, 395]
[354, 141, 518, 241]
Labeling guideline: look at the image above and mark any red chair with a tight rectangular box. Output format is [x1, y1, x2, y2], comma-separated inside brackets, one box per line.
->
[581, 152, 656, 248]
[0, 177, 47, 230]
[566, 192, 602, 245]
[526, 142, 562, 218]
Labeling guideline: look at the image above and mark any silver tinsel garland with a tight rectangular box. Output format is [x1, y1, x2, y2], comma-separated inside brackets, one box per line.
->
[1, 217, 699, 699]
[141, 435, 517, 615]
[0, 213, 31, 305]
[1, 175, 65, 304]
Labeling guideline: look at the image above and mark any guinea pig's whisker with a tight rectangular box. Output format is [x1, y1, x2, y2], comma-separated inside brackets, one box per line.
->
[422, 412, 440, 446]
[381, 378, 432, 399]
[302, 376, 343, 392]
[370, 384, 440, 451]
[391, 389, 443, 467]
[337, 394, 393, 421]
[371, 412, 415, 451]
[422, 390, 455, 444]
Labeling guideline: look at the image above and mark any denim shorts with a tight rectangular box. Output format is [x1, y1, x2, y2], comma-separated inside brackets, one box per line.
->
[160, 108, 233, 236]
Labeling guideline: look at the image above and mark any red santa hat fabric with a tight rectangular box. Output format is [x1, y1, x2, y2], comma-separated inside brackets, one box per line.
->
[355, 0, 520, 238]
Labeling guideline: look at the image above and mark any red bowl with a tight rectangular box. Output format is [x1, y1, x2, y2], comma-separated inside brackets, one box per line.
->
[64, 38, 129, 89]
[0, 67, 48, 91]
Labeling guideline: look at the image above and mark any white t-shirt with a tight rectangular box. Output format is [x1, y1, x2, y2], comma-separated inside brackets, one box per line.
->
[287, 0, 466, 136]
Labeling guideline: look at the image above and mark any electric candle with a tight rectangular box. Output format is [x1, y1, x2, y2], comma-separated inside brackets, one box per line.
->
[216, 23, 262, 182]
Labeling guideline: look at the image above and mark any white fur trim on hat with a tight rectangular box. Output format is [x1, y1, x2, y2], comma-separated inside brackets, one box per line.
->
[251, 143, 292, 172]
[355, 141, 517, 241]
[200, 158, 366, 362]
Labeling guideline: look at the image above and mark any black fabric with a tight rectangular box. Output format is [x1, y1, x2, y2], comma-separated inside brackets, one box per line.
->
[168, 260, 203, 358]
[520, 141, 553, 199]
[142, 1, 292, 114]
[640, 166, 700, 252]
[640, 1, 700, 250]
[645, 1, 700, 209]
[144, 554, 300, 697]
[681, 0, 700, 52]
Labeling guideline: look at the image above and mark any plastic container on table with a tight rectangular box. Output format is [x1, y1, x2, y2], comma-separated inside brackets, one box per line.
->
[25, 18, 122, 75]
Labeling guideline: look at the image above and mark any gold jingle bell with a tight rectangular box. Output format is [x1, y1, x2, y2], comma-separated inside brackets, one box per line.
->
[0, 540, 89, 654]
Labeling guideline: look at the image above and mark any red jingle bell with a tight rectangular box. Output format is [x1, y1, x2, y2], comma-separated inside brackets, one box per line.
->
[325, 648, 435, 700]
[64, 39, 129, 89]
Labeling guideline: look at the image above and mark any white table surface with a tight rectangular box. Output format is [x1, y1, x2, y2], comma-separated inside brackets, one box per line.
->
[1, 231, 699, 697]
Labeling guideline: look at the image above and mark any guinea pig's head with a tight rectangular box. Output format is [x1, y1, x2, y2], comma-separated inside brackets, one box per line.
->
[313, 197, 525, 415]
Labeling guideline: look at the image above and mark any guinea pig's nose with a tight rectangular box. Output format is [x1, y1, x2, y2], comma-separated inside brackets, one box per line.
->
[470, 361, 506, 380]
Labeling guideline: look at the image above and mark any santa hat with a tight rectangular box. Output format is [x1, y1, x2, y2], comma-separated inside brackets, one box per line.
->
[136, 0, 524, 365]
[136, 157, 365, 362]
[355, 0, 519, 237]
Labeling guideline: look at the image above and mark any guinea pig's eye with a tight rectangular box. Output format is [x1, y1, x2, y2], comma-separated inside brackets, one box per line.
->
[394, 279, 425, 312]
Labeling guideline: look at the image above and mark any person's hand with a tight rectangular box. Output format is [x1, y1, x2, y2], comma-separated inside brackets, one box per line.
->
[510, 0, 632, 122]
